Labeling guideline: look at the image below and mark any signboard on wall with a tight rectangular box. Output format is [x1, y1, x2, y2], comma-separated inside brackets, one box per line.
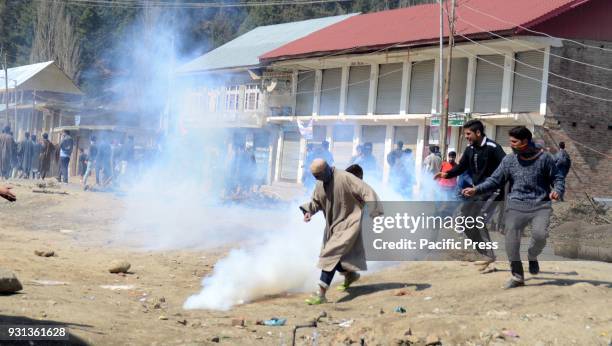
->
[430, 114, 465, 127]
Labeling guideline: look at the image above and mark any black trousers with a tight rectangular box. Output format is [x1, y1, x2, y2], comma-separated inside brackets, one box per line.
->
[319, 262, 346, 288]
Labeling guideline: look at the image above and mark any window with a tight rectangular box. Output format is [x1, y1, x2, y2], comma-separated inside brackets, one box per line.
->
[244, 85, 261, 111]
[224, 86, 240, 111]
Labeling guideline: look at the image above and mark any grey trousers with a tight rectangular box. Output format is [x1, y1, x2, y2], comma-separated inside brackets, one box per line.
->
[504, 207, 551, 261]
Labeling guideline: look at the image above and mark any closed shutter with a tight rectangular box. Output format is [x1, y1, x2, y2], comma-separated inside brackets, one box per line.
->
[307, 125, 327, 146]
[393, 126, 418, 152]
[362, 125, 386, 170]
[449, 58, 468, 113]
[346, 65, 371, 115]
[512, 50, 544, 112]
[473, 54, 504, 113]
[376, 63, 402, 114]
[280, 131, 300, 181]
[296, 71, 314, 116]
[495, 126, 513, 154]
[332, 125, 354, 169]
[320, 68, 341, 115]
[408, 60, 434, 114]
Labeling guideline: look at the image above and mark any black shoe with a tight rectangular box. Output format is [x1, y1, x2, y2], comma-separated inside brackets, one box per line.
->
[529, 260, 539, 275]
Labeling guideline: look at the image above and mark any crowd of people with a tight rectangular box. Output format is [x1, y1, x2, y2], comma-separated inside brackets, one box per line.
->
[300, 120, 572, 303]
[0, 126, 57, 181]
[0, 126, 137, 191]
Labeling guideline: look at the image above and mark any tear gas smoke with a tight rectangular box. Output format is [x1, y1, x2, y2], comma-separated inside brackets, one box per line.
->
[115, 12, 451, 311]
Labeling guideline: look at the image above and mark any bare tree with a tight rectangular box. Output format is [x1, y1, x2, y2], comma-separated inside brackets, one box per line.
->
[30, 1, 81, 81]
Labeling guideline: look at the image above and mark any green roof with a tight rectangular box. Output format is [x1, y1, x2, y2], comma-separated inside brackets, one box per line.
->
[177, 14, 356, 74]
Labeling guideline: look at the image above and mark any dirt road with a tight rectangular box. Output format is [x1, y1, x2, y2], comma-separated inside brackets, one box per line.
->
[0, 181, 610, 345]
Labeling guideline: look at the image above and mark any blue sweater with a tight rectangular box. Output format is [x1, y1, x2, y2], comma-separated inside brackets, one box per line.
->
[475, 151, 565, 210]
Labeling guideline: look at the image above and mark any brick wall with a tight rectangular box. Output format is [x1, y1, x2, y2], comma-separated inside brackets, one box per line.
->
[545, 40, 612, 198]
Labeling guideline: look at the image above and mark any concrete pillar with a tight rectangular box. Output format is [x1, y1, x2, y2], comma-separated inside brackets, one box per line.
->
[367, 64, 379, 116]
[352, 124, 362, 156]
[464, 57, 476, 114]
[291, 70, 298, 116]
[297, 134, 306, 183]
[382, 125, 394, 184]
[500, 52, 515, 113]
[540, 46, 551, 116]
[274, 128, 283, 182]
[312, 69, 322, 116]
[400, 59, 411, 115]
[432, 57, 440, 114]
[339, 66, 349, 116]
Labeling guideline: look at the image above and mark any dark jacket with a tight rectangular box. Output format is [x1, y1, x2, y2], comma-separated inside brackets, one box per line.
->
[445, 137, 506, 186]
[554, 149, 571, 178]
[60, 135, 74, 157]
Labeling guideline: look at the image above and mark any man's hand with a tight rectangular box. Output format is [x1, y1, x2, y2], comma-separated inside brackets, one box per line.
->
[550, 191, 560, 201]
[303, 212, 312, 223]
[433, 172, 448, 180]
[0, 186, 16, 202]
[462, 187, 476, 197]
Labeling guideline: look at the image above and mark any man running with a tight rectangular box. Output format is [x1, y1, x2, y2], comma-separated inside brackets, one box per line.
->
[462, 126, 564, 288]
[434, 120, 506, 270]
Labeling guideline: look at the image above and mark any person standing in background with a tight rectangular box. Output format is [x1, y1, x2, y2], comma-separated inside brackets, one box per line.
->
[0, 126, 15, 179]
[30, 135, 41, 179]
[57, 130, 74, 183]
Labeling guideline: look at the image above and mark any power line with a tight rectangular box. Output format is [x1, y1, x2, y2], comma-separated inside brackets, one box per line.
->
[453, 14, 612, 72]
[460, 2, 612, 54]
[455, 32, 612, 92]
[42, 0, 353, 9]
[453, 45, 612, 102]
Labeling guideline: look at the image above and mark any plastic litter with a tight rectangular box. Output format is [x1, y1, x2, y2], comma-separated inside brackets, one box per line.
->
[262, 318, 286, 326]
[394, 306, 407, 313]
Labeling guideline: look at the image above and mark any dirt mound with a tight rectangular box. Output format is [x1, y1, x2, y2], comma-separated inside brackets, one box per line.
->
[550, 199, 611, 229]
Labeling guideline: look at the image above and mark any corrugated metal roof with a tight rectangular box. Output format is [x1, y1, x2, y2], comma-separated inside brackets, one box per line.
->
[0, 61, 82, 94]
[261, 0, 584, 61]
[177, 13, 357, 73]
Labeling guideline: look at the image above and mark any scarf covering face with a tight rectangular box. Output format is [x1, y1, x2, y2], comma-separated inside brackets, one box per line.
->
[512, 140, 542, 160]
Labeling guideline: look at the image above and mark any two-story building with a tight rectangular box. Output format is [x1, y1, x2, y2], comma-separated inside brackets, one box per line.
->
[177, 14, 356, 185]
[259, 0, 611, 197]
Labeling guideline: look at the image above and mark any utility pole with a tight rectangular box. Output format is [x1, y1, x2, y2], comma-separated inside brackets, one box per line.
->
[1, 46, 9, 127]
[438, 0, 444, 119]
[440, 0, 456, 161]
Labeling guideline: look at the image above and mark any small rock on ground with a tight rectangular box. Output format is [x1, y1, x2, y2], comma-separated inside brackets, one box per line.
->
[0, 269, 23, 293]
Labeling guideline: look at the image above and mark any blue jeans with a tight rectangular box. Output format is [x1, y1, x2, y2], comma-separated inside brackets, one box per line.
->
[58, 157, 70, 183]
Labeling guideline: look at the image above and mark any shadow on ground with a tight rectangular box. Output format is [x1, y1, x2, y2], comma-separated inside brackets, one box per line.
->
[526, 277, 612, 288]
[337, 282, 431, 303]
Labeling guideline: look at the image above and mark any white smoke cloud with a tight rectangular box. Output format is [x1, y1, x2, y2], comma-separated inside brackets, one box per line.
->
[183, 209, 322, 311]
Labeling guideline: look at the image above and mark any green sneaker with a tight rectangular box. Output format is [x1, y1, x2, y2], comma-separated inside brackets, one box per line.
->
[337, 272, 360, 291]
[305, 295, 327, 305]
